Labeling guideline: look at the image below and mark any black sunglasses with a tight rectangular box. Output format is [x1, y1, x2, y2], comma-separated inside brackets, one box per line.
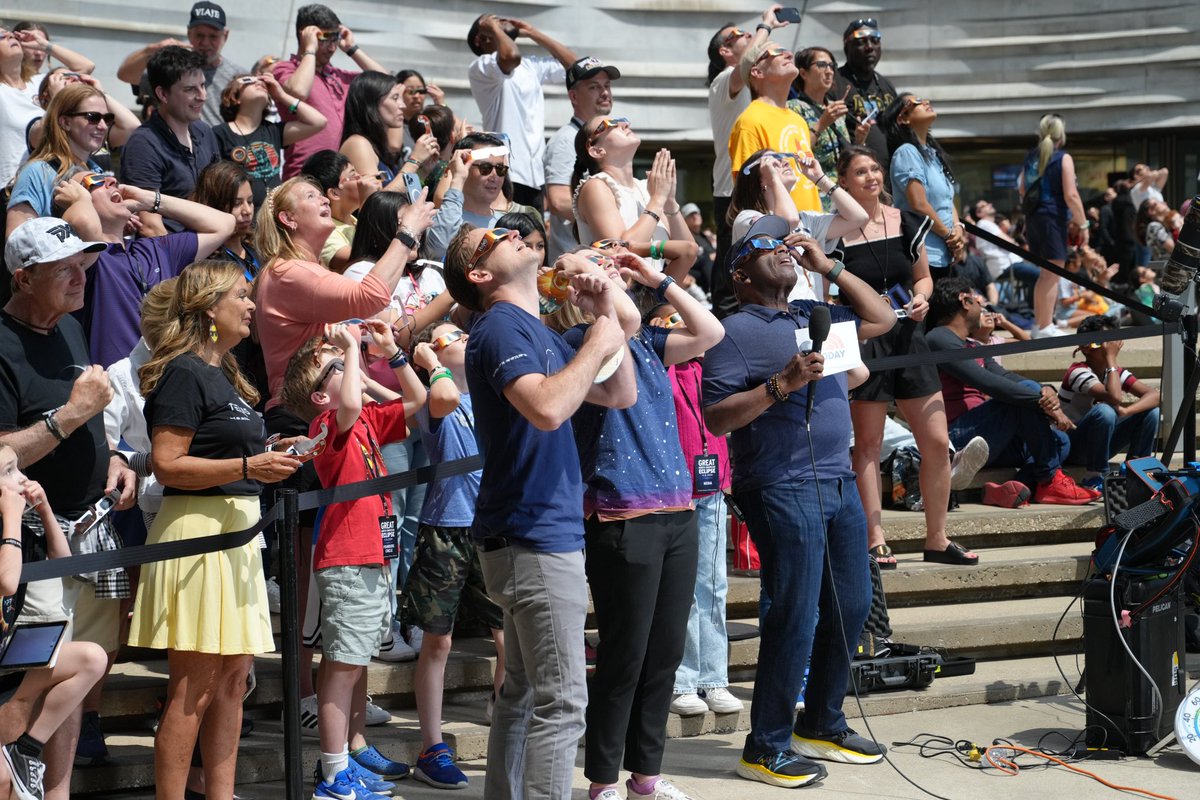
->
[65, 111, 116, 126]
[472, 162, 510, 177]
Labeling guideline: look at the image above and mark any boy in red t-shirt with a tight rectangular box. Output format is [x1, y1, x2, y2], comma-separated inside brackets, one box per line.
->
[281, 320, 427, 798]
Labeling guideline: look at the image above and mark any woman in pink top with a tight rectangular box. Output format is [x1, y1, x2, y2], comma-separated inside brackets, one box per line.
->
[252, 177, 435, 411]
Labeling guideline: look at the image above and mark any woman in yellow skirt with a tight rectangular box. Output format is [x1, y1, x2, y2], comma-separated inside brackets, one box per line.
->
[129, 261, 303, 799]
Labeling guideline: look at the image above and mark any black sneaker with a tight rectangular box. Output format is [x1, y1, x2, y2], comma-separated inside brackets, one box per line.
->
[74, 711, 109, 766]
[735, 749, 827, 787]
[3, 742, 46, 800]
[791, 728, 886, 764]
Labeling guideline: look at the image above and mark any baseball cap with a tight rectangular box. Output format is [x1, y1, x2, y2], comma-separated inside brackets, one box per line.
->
[727, 214, 789, 272]
[5, 218, 106, 274]
[680, 203, 701, 217]
[843, 18, 881, 40]
[566, 57, 621, 90]
[189, 1, 227, 30]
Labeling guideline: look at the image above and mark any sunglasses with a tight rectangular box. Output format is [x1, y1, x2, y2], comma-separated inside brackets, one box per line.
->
[81, 172, 117, 191]
[591, 238, 628, 251]
[312, 358, 345, 393]
[237, 76, 260, 85]
[315, 30, 340, 42]
[468, 228, 513, 268]
[430, 330, 466, 351]
[847, 20, 882, 40]
[658, 312, 684, 329]
[732, 236, 786, 267]
[586, 254, 616, 270]
[740, 151, 801, 175]
[588, 117, 630, 144]
[472, 162, 510, 177]
[755, 47, 789, 64]
[405, 87, 428, 97]
[721, 27, 749, 46]
[65, 111, 115, 126]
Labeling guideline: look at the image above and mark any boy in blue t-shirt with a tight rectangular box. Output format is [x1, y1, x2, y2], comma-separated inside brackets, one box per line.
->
[400, 321, 504, 789]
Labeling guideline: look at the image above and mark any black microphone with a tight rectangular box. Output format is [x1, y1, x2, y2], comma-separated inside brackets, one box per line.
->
[805, 305, 831, 425]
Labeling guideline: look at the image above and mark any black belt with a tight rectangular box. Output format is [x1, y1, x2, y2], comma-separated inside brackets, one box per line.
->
[479, 536, 512, 552]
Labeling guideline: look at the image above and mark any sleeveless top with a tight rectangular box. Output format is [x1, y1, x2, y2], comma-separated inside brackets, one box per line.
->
[1024, 148, 1066, 221]
[572, 172, 668, 246]
[833, 209, 932, 294]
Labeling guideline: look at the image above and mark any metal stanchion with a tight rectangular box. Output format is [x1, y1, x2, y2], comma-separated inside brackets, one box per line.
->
[277, 489, 302, 799]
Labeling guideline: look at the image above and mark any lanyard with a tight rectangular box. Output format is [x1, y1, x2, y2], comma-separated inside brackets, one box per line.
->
[223, 245, 261, 281]
[357, 423, 392, 516]
[677, 365, 708, 456]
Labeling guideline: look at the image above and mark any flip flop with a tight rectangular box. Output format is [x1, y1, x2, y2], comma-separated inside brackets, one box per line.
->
[869, 544, 898, 570]
[923, 541, 979, 566]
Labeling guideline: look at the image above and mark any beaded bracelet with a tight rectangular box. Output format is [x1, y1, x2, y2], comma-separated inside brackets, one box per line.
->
[766, 373, 789, 403]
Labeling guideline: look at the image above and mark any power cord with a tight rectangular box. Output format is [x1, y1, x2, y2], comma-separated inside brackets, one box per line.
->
[1108, 531, 1165, 738]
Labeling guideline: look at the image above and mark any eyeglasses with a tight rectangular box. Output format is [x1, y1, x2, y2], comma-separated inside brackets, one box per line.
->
[732, 236, 786, 267]
[467, 228, 513, 268]
[472, 162, 510, 178]
[721, 28, 749, 46]
[311, 358, 345, 393]
[755, 47, 790, 64]
[405, 87, 428, 97]
[430, 330, 466, 351]
[65, 111, 115, 126]
[810, 60, 836, 70]
[588, 117, 630, 144]
[591, 238, 628, 251]
[740, 151, 801, 175]
[81, 172, 117, 192]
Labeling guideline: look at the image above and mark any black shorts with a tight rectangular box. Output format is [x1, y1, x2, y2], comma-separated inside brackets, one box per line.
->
[852, 318, 942, 403]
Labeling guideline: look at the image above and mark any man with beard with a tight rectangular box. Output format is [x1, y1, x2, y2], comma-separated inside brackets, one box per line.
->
[832, 18, 896, 169]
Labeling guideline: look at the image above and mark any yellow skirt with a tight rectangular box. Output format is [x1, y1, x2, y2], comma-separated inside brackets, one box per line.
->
[128, 495, 274, 655]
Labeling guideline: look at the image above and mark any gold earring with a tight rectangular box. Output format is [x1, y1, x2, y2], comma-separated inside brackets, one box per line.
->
[209, 321, 218, 343]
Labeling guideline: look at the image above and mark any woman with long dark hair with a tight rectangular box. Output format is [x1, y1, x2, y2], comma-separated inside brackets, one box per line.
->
[341, 71, 439, 194]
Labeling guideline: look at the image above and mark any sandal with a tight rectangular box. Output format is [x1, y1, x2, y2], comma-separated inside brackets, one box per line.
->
[923, 541, 979, 566]
[869, 544, 898, 570]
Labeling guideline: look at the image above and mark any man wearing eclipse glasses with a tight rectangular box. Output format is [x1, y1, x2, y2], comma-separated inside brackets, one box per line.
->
[832, 18, 898, 169]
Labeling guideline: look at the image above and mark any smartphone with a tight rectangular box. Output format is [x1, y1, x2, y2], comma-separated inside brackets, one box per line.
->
[776, 7, 802, 23]
[402, 172, 423, 204]
[886, 283, 912, 310]
[860, 106, 879, 125]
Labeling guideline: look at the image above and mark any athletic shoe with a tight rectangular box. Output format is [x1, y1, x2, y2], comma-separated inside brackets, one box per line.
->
[365, 696, 390, 727]
[266, 576, 282, 614]
[981, 480, 1031, 508]
[669, 693, 708, 716]
[592, 790, 622, 800]
[791, 728, 886, 764]
[351, 744, 409, 781]
[312, 766, 389, 800]
[74, 711, 109, 766]
[735, 749, 826, 788]
[413, 742, 468, 789]
[1033, 469, 1101, 505]
[627, 777, 694, 799]
[344, 757, 397, 796]
[1032, 324, 1067, 338]
[375, 632, 417, 663]
[1081, 474, 1105, 493]
[3, 743, 46, 800]
[949, 436, 990, 491]
[298, 693, 320, 738]
[405, 625, 423, 653]
[701, 687, 744, 714]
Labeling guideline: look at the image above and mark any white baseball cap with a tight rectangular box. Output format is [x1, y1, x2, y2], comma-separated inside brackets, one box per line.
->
[5, 218, 106, 274]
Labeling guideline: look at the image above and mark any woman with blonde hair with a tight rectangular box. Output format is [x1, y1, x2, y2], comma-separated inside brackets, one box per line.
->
[129, 261, 303, 799]
[1021, 113, 1088, 338]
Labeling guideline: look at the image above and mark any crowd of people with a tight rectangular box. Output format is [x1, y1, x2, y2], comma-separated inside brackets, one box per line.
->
[0, 3, 1175, 799]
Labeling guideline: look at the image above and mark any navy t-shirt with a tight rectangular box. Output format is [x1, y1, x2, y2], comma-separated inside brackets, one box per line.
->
[120, 114, 220, 231]
[702, 300, 858, 492]
[464, 302, 583, 551]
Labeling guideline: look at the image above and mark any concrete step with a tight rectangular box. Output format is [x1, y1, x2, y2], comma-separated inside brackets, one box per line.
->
[878, 502, 1105, 551]
[997, 333, 1163, 381]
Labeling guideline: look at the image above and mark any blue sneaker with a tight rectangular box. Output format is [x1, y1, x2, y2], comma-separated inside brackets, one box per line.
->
[315, 760, 396, 797]
[350, 744, 409, 781]
[312, 766, 389, 800]
[414, 742, 468, 789]
[1081, 474, 1105, 493]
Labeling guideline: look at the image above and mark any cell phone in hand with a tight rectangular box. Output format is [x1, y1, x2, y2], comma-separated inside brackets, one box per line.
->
[402, 172, 423, 204]
[776, 7, 802, 23]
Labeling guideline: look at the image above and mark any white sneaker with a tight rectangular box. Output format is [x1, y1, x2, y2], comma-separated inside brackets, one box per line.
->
[298, 693, 319, 738]
[949, 436, 990, 491]
[405, 625, 424, 653]
[265, 576, 281, 614]
[634, 778, 696, 800]
[375, 633, 418, 663]
[365, 696, 390, 726]
[669, 693, 709, 716]
[701, 687, 744, 714]
[1031, 324, 1067, 338]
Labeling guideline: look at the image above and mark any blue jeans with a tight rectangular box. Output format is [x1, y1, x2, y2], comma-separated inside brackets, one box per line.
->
[947, 381, 1069, 486]
[382, 437, 429, 614]
[735, 478, 870, 755]
[674, 492, 732, 694]
[1067, 404, 1160, 472]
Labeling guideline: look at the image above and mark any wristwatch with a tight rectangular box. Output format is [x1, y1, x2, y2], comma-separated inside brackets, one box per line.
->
[394, 226, 419, 249]
[826, 260, 846, 281]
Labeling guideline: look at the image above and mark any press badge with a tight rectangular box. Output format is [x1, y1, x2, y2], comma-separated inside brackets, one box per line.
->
[694, 454, 719, 493]
[380, 515, 399, 560]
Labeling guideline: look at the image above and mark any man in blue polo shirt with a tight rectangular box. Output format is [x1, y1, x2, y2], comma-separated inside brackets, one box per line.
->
[120, 46, 220, 233]
[443, 224, 636, 800]
[702, 216, 894, 789]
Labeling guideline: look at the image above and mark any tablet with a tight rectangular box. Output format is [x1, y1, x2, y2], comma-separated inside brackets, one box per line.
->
[0, 620, 68, 670]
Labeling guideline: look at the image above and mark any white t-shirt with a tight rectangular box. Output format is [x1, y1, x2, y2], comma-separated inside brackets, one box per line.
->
[468, 53, 565, 189]
[343, 259, 447, 318]
[709, 66, 750, 198]
[974, 218, 1021, 280]
[0, 82, 43, 186]
[1130, 183, 1164, 211]
[732, 209, 838, 302]
[543, 117, 583, 263]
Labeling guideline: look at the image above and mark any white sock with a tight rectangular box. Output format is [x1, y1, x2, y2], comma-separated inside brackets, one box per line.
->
[320, 745, 349, 783]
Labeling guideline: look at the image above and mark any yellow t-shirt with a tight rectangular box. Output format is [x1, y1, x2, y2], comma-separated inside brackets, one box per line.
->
[728, 99, 822, 213]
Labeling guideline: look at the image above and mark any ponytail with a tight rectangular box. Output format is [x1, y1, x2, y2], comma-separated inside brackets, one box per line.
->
[1036, 113, 1066, 176]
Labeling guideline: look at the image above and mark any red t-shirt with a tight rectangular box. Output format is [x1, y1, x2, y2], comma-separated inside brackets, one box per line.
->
[311, 400, 409, 571]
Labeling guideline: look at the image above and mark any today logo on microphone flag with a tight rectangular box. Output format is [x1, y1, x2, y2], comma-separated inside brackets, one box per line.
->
[795, 321, 863, 376]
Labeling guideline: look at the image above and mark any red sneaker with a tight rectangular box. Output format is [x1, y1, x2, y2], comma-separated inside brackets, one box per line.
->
[1033, 470, 1100, 505]
[981, 480, 1031, 508]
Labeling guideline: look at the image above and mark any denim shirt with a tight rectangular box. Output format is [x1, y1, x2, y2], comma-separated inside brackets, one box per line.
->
[891, 142, 955, 269]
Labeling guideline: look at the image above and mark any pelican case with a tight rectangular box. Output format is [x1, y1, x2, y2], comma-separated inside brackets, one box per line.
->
[849, 642, 976, 694]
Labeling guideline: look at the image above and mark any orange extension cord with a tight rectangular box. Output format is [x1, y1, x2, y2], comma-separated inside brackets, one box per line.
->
[984, 744, 1179, 800]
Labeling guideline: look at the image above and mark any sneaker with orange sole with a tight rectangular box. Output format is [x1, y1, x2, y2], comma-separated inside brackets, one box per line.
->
[1033, 470, 1101, 505]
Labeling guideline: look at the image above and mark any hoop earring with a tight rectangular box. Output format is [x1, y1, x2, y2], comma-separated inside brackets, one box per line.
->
[209, 321, 218, 343]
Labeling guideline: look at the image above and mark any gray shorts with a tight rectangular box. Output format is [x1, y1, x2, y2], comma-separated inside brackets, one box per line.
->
[315, 564, 391, 666]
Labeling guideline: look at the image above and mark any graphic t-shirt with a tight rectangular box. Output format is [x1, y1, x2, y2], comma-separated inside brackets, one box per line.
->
[213, 120, 285, 208]
[728, 99, 822, 212]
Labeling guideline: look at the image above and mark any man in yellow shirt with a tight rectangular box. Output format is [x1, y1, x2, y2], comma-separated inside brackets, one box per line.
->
[728, 41, 822, 212]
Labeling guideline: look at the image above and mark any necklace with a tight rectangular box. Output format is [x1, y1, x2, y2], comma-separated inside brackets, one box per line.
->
[858, 208, 891, 290]
[4, 310, 56, 334]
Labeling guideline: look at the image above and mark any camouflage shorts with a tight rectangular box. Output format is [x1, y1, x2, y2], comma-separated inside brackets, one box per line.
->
[400, 525, 503, 635]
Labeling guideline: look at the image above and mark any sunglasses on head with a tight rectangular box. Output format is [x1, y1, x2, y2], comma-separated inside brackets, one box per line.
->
[430, 330, 466, 351]
[591, 238, 628, 251]
[721, 27, 749, 46]
[472, 162, 509, 177]
[588, 117, 630, 144]
[81, 171, 117, 192]
[468, 228, 513, 268]
[65, 111, 115, 126]
[312, 358, 345, 393]
[732, 236, 786, 268]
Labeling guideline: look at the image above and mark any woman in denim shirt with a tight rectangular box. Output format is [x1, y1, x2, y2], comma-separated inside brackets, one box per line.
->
[882, 94, 964, 277]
